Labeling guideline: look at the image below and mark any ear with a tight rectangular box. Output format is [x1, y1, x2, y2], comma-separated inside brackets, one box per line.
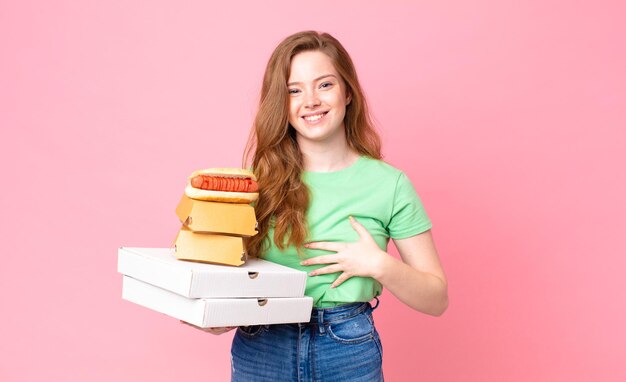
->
[346, 90, 352, 106]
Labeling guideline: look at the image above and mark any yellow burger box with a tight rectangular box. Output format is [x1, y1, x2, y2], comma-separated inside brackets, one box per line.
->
[118, 247, 313, 327]
[175, 195, 257, 237]
[174, 195, 257, 266]
[174, 226, 247, 266]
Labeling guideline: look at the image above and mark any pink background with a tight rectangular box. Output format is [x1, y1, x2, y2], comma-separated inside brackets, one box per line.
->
[1, 1, 625, 381]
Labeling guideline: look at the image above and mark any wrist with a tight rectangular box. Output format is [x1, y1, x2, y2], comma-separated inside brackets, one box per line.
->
[371, 249, 392, 280]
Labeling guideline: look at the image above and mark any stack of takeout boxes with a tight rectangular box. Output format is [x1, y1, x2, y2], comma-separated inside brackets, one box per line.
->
[117, 193, 313, 327]
[118, 248, 313, 327]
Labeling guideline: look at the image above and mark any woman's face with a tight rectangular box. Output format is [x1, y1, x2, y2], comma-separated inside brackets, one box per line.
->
[287, 50, 351, 146]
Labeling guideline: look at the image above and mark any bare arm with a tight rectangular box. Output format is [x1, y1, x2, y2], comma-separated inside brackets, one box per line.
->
[375, 231, 448, 316]
[302, 217, 448, 316]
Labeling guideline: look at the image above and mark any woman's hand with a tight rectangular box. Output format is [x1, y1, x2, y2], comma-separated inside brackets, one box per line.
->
[300, 216, 387, 287]
[180, 321, 236, 335]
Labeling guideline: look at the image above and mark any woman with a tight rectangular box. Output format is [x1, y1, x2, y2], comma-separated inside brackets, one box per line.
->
[198, 31, 448, 381]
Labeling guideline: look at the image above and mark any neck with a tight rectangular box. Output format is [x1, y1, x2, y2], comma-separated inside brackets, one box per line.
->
[297, 132, 359, 172]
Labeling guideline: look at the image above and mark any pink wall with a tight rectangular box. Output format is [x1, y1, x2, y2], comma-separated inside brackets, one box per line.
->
[2, 1, 625, 381]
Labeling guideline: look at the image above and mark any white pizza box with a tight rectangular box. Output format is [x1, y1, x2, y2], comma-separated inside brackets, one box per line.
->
[117, 247, 307, 298]
[122, 276, 313, 327]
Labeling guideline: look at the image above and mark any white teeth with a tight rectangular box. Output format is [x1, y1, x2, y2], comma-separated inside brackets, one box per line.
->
[304, 113, 325, 122]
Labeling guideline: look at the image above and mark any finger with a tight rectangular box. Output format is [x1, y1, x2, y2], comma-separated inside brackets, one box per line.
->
[349, 216, 372, 239]
[206, 326, 235, 335]
[309, 264, 343, 276]
[300, 254, 339, 266]
[181, 321, 234, 334]
[304, 241, 345, 252]
[180, 320, 199, 328]
[331, 273, 352, 288]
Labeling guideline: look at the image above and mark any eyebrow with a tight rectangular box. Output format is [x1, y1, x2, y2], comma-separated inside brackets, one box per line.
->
[287, 74, 337, 86]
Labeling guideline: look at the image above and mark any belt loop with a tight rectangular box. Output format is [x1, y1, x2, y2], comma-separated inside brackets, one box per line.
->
[317, 310, 325, 334]
[371, 297, 380, 310]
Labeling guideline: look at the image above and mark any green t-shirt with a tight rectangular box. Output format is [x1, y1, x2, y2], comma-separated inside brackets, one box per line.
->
[261, 156, 432, 307]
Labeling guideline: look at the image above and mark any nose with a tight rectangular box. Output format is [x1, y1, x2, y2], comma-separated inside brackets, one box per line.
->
[304, 91, 321, 108]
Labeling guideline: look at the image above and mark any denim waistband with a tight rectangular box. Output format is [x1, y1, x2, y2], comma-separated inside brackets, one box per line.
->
[306, 297, 379, 325]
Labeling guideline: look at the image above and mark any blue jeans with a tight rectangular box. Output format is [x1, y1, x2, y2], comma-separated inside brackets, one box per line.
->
[231, 300, 384, 381]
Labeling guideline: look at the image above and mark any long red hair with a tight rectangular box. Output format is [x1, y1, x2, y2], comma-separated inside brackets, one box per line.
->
[244, 31, 382, 258]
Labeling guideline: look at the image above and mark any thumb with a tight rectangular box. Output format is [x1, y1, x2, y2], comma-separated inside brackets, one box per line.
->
[349, 216, 373, 240]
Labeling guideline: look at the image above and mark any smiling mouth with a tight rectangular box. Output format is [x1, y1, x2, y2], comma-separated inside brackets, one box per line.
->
[302, 112, 328, 123]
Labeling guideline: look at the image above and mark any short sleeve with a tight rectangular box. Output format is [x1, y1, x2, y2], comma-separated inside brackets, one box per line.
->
[387, 172, 432, 239]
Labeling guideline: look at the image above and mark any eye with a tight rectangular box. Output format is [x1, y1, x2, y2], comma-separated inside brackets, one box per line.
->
[320, 82, 333, 89]
[288, 88, 300, 95]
